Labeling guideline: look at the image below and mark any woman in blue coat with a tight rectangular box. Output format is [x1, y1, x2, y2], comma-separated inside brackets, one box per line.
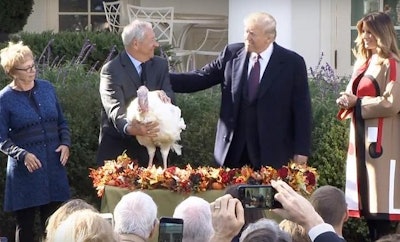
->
[0, 42, 71, 241]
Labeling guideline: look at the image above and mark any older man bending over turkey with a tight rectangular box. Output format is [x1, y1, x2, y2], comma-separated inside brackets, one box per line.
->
[96, 19, 176, 168]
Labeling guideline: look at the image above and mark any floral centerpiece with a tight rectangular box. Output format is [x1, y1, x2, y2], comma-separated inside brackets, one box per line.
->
[89, 153, 319, 197]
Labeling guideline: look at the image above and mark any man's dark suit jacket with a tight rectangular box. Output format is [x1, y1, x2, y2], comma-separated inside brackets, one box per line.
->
[96, 50, 174, 166]
[314, 231, 345, 242]
[170, 42, 311, 168]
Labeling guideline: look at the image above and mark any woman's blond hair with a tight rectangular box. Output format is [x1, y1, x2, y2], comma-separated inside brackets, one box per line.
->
[45, 199, 97, 242]
[52, 209, 119, 242]
[0, 41, 33, 75]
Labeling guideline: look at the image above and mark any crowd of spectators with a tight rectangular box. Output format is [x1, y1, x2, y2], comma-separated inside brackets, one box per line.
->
[38, 179, 400, 242]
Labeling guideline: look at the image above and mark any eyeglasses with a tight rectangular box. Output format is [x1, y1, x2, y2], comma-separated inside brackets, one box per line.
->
[14, 63, 37, 72]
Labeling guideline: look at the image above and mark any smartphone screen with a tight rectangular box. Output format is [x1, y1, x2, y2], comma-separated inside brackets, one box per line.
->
[158, 217, 183, 242]
[237, 185, 282, 209]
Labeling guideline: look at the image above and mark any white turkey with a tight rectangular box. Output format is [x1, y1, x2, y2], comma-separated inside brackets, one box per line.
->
[126, 86, 186, 169]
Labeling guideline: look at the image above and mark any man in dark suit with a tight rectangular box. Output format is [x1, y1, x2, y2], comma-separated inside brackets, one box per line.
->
[96, 20, 174, 166]
[170, 12, 311, 169]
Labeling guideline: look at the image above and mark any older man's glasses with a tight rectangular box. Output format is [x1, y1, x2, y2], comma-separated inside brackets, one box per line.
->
[14, 63, 37, 72]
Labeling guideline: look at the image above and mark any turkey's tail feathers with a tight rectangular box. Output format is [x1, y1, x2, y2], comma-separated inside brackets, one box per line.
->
[171, 143, 183, 156]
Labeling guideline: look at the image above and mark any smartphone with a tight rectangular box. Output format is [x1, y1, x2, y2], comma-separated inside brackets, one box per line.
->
[158, 217, 184, 242]
[237, 185, 282, 209]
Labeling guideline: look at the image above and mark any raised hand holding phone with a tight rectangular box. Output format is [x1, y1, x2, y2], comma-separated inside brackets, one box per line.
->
[237, 185, 282, 209]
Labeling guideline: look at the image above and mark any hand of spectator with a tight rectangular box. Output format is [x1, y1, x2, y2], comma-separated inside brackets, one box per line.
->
[271, 180, 324, 232]
[209, 194, 245, 242]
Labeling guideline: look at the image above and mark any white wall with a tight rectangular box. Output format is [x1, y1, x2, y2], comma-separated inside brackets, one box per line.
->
[23, 0, 54, 33]
[291, 0, 321, 72]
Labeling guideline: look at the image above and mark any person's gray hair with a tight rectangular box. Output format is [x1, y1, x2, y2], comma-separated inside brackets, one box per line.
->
[239, 218, 292, 242]
[113, 191, 158, 239]
[121, 20, 153, 47]
[173, 196, 214, 242]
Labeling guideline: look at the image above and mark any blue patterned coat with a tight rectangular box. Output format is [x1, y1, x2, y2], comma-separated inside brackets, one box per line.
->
[0, 79, 71, 211]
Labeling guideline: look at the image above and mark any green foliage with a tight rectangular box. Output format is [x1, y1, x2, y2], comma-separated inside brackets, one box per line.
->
[40, 65, 102, 205]
[307, 55, 370, 241]
[5, 31, 123, 71]
[308, 79, 349, 188]
[343, 218, 370, 242]
[0, 0, 33, 34]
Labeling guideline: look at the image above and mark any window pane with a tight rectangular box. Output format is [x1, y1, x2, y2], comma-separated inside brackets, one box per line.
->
[91, 0, 104, 12]
[91, 15, 109, 31]
[59, 0, 87, 12]
[59, 15, 89, 31]
[351, 0, 380, 25]
[91, 0, 117, 12]
[384, 0, 400, 25]
[397, 30, 400, 46]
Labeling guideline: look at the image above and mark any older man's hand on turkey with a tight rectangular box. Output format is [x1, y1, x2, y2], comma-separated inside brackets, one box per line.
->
[127, 120, 159, 137]
[157, 90, 171, 103]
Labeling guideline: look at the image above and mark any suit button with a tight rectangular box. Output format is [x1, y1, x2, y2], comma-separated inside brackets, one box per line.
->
[223, 135, 230, 142]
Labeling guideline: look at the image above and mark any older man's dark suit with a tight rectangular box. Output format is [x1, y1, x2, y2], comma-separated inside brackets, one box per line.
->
[97, 50, 174, 166]
[170, 42, 311, 169]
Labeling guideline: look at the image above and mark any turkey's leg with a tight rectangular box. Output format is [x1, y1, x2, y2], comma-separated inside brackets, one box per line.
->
[146, 146, 156, 168]
[160, 147, 170, 170]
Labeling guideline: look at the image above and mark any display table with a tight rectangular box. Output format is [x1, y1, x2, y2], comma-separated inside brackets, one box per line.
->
[101, 185, 226, 216]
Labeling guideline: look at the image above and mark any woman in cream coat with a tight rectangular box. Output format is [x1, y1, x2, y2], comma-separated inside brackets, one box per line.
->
[337, 12, 400, 240]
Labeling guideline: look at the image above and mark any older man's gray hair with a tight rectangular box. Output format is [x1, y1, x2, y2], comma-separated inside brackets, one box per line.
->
[240, 218, 292, 242]
[113, 191, 158, 239]
[173, 196, 214, 242]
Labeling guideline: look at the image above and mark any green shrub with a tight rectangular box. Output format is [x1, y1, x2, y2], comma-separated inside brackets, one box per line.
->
[172, 87, 220, 168]
[0, 31, 179, 71]
[0, 0, 33, 36]
[308, 55, 370, 241]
